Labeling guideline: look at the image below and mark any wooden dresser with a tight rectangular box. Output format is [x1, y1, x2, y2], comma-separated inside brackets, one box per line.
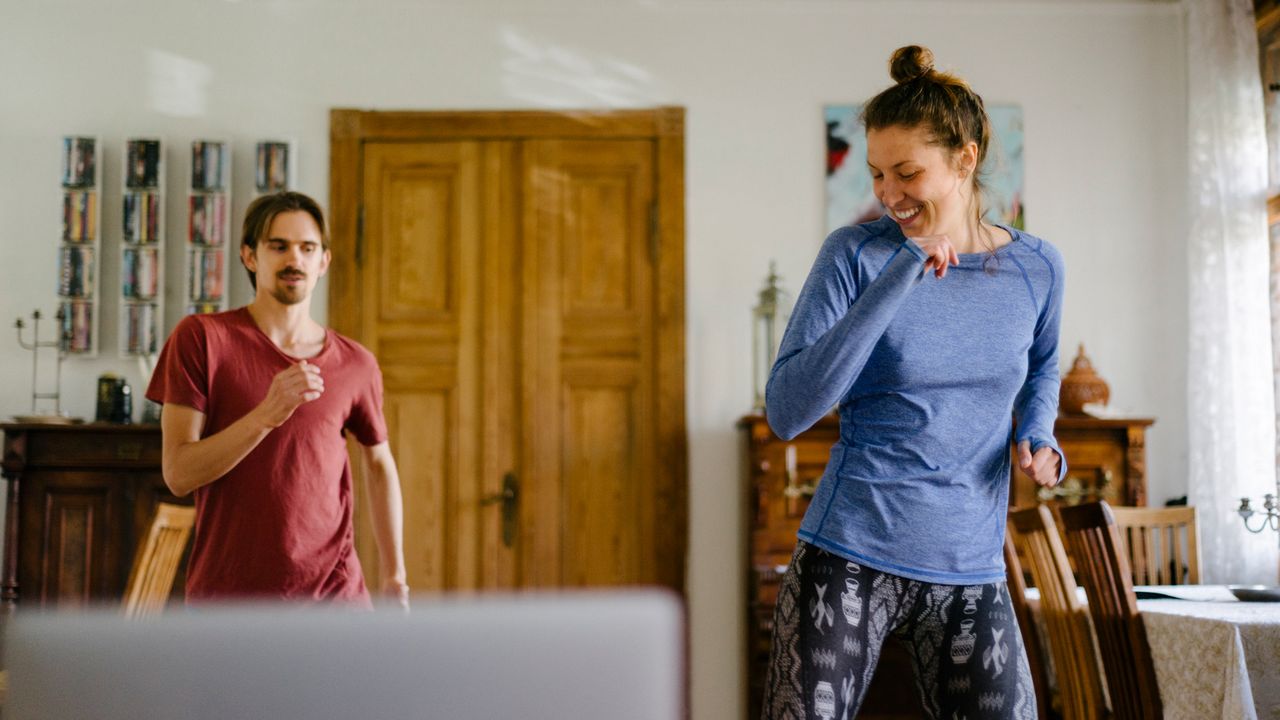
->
[740, 412, 1153, 719]
[0, 423, 187, 612]
[1011, 415, 1155, 509]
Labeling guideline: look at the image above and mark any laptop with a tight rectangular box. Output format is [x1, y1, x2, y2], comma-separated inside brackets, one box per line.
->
[4, 590, 682, 720]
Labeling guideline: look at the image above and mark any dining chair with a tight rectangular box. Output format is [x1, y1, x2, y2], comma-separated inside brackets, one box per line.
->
[1108, 505, 1200, 585]
[1059, 501, 1162, 720]
[1008, 505, 1108, 720]
[121, 502, 195, 619]
[1003, 529, 1051, 720]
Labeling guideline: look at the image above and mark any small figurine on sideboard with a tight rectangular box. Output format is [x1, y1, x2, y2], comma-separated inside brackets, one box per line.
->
[1060, 343, 1110, 415]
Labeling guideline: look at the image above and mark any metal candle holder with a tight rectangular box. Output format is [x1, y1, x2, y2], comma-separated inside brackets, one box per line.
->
[14, 308, 70, 417]
[753, 261, 790, 412]
[1237, 491, 1280, 537]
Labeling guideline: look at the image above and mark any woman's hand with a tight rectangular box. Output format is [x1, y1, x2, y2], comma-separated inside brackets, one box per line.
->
[1017, 440, 1062, 488]
[908, 234, 960, 279]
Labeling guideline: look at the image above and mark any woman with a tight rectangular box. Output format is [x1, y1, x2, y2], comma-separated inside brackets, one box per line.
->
[761, 45, 1064, 720]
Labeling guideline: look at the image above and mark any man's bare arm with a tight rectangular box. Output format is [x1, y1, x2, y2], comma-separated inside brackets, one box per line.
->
[161, 404, 273, 496]
[160, 360, 324, 497]
[361, 441, 408, 607]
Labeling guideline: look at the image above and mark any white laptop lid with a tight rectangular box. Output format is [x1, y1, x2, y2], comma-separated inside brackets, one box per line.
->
[4, 590, 682, 720]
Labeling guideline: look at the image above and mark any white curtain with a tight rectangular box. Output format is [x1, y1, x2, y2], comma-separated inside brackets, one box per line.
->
[1187, 0, 1279, 585]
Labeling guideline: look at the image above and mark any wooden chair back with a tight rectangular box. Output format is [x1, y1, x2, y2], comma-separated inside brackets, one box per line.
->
[1007, 505, 1107, 720]
[1059, 501, 1162, 720]
[1003, 529, 1051, 720]
[1108, 505, 1200, 585]
[122, 502, 195, 619]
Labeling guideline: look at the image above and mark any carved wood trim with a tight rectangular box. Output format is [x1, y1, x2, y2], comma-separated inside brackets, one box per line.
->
[1126, 426, 1147, 506]
[1, 430, 22, 613]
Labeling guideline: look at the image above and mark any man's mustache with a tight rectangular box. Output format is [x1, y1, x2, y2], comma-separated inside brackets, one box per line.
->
[277, 269, 306, 280]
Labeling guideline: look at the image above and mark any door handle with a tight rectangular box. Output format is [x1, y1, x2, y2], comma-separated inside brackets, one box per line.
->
[480, 472, 519, 548]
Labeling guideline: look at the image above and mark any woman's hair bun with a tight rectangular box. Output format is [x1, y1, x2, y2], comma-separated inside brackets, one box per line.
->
[889, 45, 935, 84]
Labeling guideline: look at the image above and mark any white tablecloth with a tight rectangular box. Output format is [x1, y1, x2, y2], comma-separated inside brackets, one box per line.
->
[1024, 585, 1280, 719]
[1136, 585, 1280, 720]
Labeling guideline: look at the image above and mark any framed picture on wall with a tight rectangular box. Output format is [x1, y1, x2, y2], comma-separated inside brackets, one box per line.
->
[824, 103, 1025, 234]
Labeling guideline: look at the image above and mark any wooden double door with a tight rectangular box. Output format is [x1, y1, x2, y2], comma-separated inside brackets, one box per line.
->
[330, 109, 687, 594]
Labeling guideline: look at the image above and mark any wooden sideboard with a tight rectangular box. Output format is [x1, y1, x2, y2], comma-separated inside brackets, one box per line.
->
[0, 423, 188, 612]
[1010, 415, 1155, 509]
[740, 412, 1154, 719]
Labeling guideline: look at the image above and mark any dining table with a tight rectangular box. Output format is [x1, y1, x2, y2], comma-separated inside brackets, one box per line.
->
[1025, 584, 1280, 720]
[1135, 584, 1280, 720]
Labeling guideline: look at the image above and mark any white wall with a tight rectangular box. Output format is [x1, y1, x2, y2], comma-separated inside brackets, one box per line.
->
[1, 2, 1186, 718]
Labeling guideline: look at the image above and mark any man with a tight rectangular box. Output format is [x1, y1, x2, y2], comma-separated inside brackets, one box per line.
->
[147, 191, 407, 608]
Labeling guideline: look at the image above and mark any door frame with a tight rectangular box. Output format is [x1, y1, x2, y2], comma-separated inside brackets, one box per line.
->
[328, 108, 689, 594]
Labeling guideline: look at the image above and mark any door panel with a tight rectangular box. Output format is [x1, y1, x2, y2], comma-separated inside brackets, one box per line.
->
[563, 175, 634, 312]
[379, 171, 454, 317]
[562, 375, 640, 587]
[47, 495, 96, 605]
[384, 391, 451, 589]
[25, 473, 122, 606]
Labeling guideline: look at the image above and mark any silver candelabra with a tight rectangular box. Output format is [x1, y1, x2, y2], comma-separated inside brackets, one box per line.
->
[14, 308, 70, 417]
[1237, 489, 1280, 536]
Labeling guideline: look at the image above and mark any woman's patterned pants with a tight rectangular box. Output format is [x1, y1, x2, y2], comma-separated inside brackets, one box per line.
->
[761, 541, 1037, 720]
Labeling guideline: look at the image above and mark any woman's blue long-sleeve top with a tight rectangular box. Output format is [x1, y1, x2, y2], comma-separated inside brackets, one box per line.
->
[766, 216, 1066, 584]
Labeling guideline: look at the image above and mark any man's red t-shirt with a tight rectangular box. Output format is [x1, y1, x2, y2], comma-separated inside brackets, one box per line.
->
[146, 308, 387, 604]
